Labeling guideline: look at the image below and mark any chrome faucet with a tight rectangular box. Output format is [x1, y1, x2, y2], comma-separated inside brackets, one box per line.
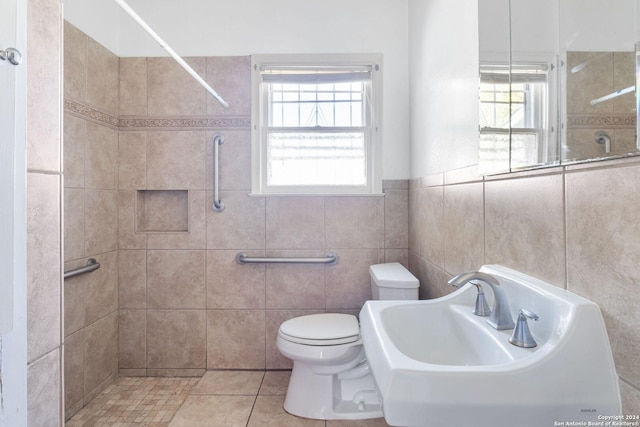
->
[448, 271, 515, 330]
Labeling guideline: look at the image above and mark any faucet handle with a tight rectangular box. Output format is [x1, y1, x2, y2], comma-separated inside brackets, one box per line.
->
[519, 309, 539, 321]
[470, 281, 491, 317]
[449, 278, 492, 317]
[509, 309, 539, 348]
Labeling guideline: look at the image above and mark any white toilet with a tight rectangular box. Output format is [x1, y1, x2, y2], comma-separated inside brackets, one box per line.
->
[277, 262, 419, 420]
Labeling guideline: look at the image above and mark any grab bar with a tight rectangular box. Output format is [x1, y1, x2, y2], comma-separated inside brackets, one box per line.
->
[236, 252, 338, 265]
[64, 258, 100, 279]
[212, 134, 225, 212]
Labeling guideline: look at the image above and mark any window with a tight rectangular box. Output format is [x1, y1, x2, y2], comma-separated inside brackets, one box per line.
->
[479, 63, 549, 172]
[251, 54, 382, 195]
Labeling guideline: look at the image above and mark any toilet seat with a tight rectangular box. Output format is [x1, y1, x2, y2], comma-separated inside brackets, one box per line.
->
[279, 313, 360, 346]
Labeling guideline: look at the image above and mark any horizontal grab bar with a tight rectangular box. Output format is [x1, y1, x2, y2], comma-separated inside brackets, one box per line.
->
[64, 258, 100, 279]
[235, 252, 338, 265]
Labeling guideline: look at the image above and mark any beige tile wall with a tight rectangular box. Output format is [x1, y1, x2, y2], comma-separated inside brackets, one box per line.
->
[115, 52, 409, 375]
[27, 0, 64, 426]
[63, 21, 119, 420]
[408, 160, 640, 412]
[63, 23, 410, 406]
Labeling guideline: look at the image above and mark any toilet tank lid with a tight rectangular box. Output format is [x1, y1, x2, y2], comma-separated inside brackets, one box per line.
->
[370, 262, 419, 288]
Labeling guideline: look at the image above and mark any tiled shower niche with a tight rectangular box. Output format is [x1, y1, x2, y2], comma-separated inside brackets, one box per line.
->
[136, 190, 189, 233]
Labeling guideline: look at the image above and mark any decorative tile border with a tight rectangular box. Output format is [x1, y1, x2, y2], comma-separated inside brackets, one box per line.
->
[64, 98, 119, 130]
[64, 98, 251, 131]
[567, 114, 636, 129]
[118, 116, 251, 131]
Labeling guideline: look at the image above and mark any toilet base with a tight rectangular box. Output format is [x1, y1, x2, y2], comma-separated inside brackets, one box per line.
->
[283, 361, 383, 420]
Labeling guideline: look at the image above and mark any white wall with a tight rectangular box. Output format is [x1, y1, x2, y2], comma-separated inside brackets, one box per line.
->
[63, 0, 121, 54]
[408, 0, 479, 178]
[63, 0, 411, 179]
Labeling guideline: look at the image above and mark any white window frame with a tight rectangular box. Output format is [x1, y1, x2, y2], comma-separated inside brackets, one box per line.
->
[251, 53, 383, 195]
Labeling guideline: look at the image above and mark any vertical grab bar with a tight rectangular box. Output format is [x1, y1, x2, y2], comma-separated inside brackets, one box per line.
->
[212, 134, 225, 212]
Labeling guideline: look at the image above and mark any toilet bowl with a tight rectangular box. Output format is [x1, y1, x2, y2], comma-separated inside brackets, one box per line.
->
[276, 262, 419, 420]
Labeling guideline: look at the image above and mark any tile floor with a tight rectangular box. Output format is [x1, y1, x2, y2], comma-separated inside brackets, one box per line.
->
[66, 371, 392, 427]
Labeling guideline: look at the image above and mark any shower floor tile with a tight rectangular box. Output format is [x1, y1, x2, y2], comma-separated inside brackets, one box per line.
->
[65, 376, 199, 426]
[65, 371, 392, 427]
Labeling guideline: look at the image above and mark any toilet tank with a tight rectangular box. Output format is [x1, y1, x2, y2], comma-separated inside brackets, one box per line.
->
[369, 262, 419, 300]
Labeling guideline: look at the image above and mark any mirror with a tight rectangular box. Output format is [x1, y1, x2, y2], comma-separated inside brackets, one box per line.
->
[479, 0, 639, 175]
[478, 0, 511, 174]
[561, 0, 638, 164]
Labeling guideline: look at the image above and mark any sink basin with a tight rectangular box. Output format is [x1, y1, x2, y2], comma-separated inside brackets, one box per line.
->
[380, 302, 532, 366]
[360, 264, 621, 427]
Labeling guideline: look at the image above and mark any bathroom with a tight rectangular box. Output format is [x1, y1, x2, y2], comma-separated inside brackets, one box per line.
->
[3, 0, 640, 425]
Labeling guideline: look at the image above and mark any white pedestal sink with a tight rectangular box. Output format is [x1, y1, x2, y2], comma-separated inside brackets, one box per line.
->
[360, 264, 621, 427]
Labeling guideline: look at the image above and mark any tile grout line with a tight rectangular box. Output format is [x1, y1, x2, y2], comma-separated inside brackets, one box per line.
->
[245, 371, 266, 427]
